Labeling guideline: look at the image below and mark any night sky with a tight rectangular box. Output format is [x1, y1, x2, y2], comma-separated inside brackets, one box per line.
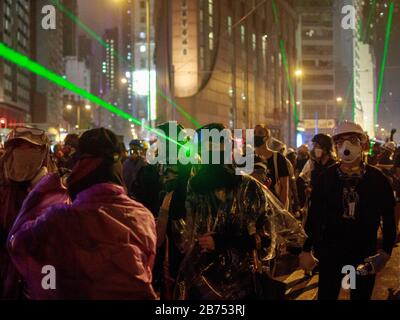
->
[78, 0, 120, 35]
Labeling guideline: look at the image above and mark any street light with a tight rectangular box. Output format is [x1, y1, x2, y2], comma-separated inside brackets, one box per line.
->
[121, 77, 128, 84]
[85, 104, 91, 111]
[66, 104, 73, 111]
[336, 97, 343, 103]
[295, 69, 303, 78]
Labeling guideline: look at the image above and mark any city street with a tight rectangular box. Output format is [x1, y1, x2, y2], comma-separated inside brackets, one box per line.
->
[276, 237, 400, 300]
[1, 0, 400, 303]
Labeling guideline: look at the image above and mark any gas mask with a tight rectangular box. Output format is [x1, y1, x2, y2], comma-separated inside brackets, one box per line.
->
[5, 148, 45, 182]
[338, 140, 362, 164]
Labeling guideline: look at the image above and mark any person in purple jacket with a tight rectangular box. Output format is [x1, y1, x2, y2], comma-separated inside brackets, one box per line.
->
[8, 128, 157, 300]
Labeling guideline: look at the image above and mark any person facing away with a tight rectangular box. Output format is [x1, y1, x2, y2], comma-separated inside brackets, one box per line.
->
[299, 121, 397, 300]
[254, 124, 290, 210]
[0, 127, 56, 299]
[7, 128, 157, 300]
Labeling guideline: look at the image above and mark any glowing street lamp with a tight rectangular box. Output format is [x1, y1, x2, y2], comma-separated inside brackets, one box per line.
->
[66, 104, 73, 110]
[85, 104, 91, 111]
[121, 77, 128, 84]
[295, 69, 303, 78]
[336, 97, 343, 103]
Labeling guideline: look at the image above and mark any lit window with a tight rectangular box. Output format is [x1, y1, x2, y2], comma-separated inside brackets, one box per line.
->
[227, 16, 232, 36]
[140, 32, 146, 39]
[252, 33, 256, 51]
[209, 32, 214, 50]
[140, 45, 146, 53]
[241, 25, 245, 44]
[208, 0, 213, 15]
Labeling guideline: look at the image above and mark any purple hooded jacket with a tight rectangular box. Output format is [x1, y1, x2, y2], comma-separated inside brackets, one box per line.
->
[7, 173, 157, 300]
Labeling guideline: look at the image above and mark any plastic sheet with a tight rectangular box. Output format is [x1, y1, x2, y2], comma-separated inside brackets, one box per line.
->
[175, 172, 307, 299]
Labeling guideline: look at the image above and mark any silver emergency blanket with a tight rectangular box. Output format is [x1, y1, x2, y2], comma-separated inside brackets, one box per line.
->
[175, 173, 307, 300]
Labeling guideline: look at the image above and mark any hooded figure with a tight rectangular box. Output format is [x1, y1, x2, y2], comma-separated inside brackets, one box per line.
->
[7, 128, 157, 299]
[0, 127, 56, 299]
[175, 124, 306, 300]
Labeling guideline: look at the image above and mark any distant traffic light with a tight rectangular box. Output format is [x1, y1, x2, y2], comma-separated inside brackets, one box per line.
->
[0, 118, 7, 129]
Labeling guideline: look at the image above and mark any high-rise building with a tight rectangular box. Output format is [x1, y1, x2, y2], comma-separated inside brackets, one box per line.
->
[295, 0, 337, 141]
[334, 0, 376, 138]
[360, 1, 400, 140]
[122, 0, 156, 138]
[154, 0, 299, 145]
[102, 27, 119, 100]
[62, 0, 78, 56]
[63, 56, 92, 131]
[0, 0, 32, 127]
[31, 0, 66, 129]
[98, 27, 120, 132]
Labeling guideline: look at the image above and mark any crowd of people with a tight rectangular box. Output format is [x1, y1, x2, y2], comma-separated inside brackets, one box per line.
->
[0, 120, 398, 300]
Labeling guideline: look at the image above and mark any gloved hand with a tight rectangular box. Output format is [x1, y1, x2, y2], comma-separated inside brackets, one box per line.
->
[364, 251, 390, 273]
[299, 251, 318, 273]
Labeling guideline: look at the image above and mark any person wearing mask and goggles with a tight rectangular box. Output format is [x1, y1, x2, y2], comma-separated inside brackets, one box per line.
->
[299, 121, 397, 300]
[0, 127, 57, 299]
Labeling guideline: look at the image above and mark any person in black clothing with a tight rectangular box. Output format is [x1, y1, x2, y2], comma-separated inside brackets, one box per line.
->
[297, 133, 336, 208]
[254, 124, 289, 209]
[130, 121, 191, 299]
[175, 124, 306, 300]
[299, 121, 397, 300]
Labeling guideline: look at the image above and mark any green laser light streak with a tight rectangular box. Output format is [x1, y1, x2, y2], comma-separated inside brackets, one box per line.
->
[0, 42, 185, 149]
[375, 1, 394, 125]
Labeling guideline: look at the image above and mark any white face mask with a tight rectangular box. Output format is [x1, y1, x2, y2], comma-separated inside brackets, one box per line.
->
[314, 148, 323, 159]
[338, 140, 362, 164]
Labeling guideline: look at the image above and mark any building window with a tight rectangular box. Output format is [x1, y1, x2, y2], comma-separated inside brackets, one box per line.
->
[241, 25, 245, 44]
[227, 16, 232, 36]
[252, 33, 256, 51]
[209, 32, 214, 50]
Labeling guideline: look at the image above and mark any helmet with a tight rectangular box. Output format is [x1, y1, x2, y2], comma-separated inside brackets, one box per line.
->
[312, 133, 333, 153]
[332, 121, 367, 142]
[382, 141, 397, 154]
[129, 139, 144, 149]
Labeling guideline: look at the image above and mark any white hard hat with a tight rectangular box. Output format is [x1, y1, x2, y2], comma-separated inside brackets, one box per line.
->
[382, 141, 397, 153]
[332, 121, 367, 141]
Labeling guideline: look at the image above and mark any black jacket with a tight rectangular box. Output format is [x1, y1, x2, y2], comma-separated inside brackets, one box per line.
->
[303, 163, 396, 261]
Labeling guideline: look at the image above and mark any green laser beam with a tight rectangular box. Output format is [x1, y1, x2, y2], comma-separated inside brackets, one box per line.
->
[51, 0, 126, 66]
[362, 0, 377, 42]
[157, 90, 202, 128]
[375, 1, 394, 124]
[271, 0, 298, 126]
[52, 0, 200, 129]
[280, 40, 298, 126]
[0, 42, 185, 148]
